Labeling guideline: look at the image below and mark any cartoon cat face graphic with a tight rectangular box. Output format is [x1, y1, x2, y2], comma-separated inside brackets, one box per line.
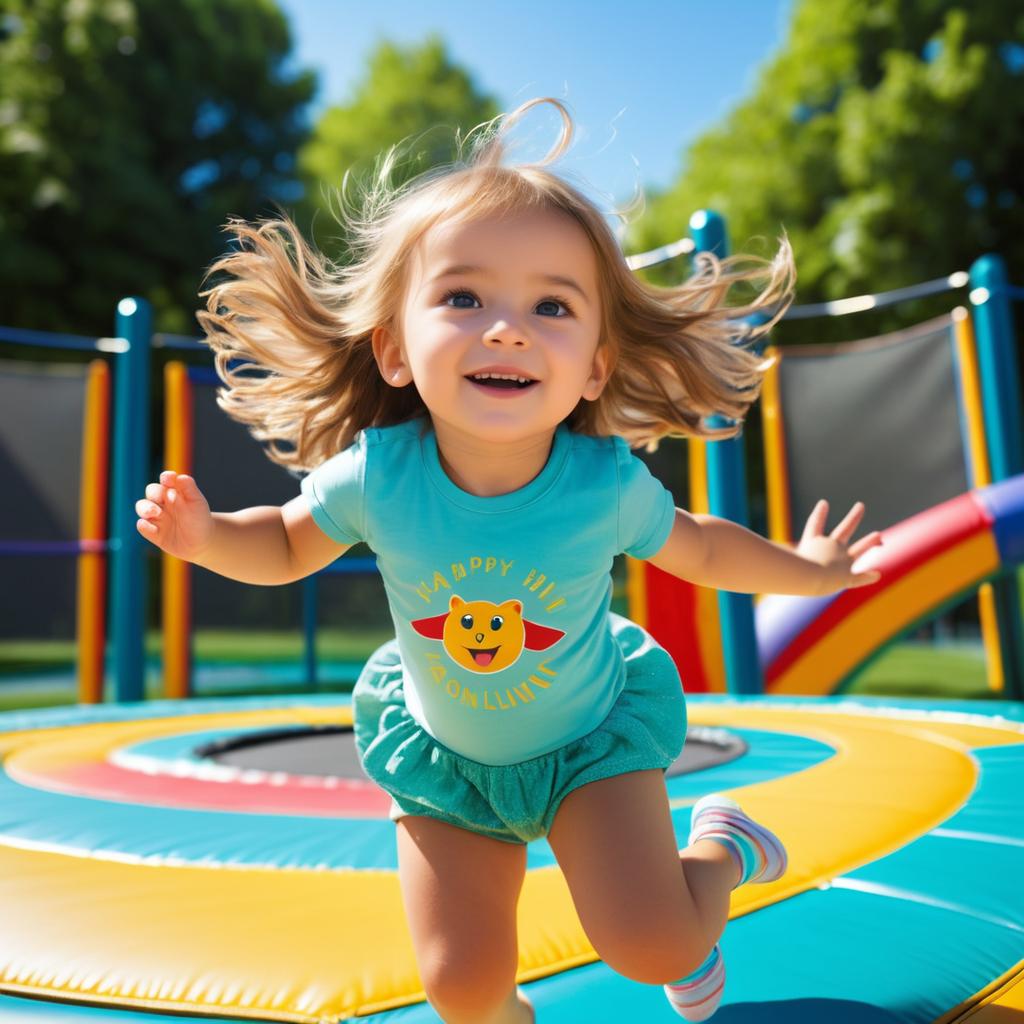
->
[411, 595, 565, 674]
[443, 596, 524, 673]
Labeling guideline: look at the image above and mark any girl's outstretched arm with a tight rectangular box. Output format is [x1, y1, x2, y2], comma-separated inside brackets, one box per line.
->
[645, 500, 883, 597]
[137, 471, 348, 585]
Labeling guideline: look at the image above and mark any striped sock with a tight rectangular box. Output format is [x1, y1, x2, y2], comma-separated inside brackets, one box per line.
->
[688, 793, 787, 888]
[663, 943, 725, 1021]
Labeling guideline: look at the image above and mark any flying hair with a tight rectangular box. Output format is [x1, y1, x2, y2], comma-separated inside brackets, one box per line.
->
[196, 96, 796, 471]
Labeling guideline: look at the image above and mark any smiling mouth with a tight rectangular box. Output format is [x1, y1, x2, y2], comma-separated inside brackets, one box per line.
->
[466, 646, 500, 666]
[464, 376, 538, 391]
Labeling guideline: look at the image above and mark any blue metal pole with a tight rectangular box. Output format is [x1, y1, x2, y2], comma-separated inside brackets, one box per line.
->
[971, 255, 1024, 477]
[688, 210, 763, 696]
[970, 254, 1024, 699]
[109, 297, 152, 702]
[302, 575, 318, 689]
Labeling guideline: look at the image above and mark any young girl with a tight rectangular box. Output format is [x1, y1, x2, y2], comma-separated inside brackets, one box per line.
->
[136, 97, 883, 1023]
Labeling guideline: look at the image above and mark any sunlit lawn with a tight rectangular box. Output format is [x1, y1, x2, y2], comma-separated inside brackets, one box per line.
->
[0, 631, 1001, 712]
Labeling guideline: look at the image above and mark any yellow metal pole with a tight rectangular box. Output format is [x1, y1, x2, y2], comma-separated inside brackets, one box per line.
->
[162, 361, 193, 699]
[760, 345, 792, 547]
[953, 307, 1003, 695]
[76, 359, 111, 704]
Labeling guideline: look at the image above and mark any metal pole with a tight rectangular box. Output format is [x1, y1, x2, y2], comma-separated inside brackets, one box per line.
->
[689, 210, 763, 695]
[970, 254, 1024, 699]
[109, 297, 152, 702]
[302, 575, 318, 689]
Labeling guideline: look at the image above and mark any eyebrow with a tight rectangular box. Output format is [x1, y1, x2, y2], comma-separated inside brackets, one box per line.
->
[427, 264, 591, 305]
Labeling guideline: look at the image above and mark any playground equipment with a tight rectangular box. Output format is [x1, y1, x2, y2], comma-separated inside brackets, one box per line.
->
[2, 212, 1021, 703]
[0, 335, 113, 700]
[2, 212, 1023, 1021]
[160, 362, 377, 698]
[633, 213, 1024, 701]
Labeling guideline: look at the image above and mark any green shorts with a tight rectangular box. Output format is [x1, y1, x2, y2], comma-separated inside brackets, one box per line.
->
[352, 612, 688, 845]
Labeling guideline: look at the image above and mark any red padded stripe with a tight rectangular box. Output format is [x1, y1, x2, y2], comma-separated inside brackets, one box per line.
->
[765, 492, 994, 684]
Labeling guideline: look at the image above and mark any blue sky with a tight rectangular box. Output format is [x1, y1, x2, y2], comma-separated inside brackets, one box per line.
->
[277, 0, 794, 214]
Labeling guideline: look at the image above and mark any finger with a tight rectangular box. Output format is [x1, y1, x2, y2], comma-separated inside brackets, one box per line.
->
[801, 499, 829, 543]
[850, 570, 882, 588]
[848, 531, 883, 559]
[159, 470, 178, 486]
[176, 475, 202, 499]
[136, 518, 159, 538]
[135, 499, 162, 519]
[831, 502, 865, 543]
[145, 482, 167, 503]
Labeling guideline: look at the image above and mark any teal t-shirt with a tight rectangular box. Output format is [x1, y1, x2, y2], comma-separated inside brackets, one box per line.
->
[300, 417, 676, 766]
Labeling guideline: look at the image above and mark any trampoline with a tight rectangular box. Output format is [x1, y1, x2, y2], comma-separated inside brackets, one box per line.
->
[1, 692, 1023, 1022]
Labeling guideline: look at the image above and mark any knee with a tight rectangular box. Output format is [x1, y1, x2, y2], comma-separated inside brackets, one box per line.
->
[594, 926, 710, 986]
[420, 953, 517, 1024]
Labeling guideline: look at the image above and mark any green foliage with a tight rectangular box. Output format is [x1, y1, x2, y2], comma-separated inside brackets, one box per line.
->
[294, 35, 499, 260]
[0, 0, 316, 335]
[628, 0, 1024, 346]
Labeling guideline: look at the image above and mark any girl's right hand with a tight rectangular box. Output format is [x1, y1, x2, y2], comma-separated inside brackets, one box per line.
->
[135, 471, 214, 562]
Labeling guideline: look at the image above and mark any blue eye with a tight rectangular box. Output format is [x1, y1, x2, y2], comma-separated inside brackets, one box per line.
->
[490, 615, 504, 630]
[536, 298, 571, 317]
[460, 614, 473, 629]
[440, 288, 574, 317]
[442, 289, 479, 309]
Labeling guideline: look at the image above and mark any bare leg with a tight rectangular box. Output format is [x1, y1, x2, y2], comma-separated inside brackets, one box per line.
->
[548, 769, 732, 984]
[396, 815, 534, 1024]
[678, 838, 740, 950]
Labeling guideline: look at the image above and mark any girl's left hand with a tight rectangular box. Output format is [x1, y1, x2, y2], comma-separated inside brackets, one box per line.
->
[796, 499, 884, 595]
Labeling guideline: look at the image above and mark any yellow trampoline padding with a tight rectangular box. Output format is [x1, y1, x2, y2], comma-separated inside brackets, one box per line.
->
[771, 532, 1000, 694]
[1, 705, 353, 778]
[2, 704, 1022, 1021]
[938, 958, 1024, 1022]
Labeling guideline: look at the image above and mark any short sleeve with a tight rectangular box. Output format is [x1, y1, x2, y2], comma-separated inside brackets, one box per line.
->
[615, 437, 676, 559]
[300, 431, 368, 545]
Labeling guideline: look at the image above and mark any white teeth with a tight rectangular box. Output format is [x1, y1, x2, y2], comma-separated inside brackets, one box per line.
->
[471, 372, 533, 383]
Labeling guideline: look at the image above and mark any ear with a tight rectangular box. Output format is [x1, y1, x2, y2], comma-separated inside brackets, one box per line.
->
[581, 343, 611, 402]
[371, 325, 413, 388]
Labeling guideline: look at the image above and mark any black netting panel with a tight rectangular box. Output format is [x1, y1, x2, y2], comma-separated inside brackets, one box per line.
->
[0, 361, 88, 541]
[186, 380, 306, 631]
[0, 361, 90, 640]
[776, 314, 969, 539]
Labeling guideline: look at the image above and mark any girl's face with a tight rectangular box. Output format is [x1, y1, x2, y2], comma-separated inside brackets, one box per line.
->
[373, 207, 609, 447]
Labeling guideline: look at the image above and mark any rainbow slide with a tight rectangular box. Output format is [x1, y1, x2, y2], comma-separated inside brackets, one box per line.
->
[758, 473, 1024, 695]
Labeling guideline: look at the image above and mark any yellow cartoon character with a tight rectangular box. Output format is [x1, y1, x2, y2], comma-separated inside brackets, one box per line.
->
[411, 595, 565, 674]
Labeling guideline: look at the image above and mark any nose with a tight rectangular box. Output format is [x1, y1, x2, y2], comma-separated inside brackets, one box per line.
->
[483, 314, 530, 349]
[475, 633, 485, 643]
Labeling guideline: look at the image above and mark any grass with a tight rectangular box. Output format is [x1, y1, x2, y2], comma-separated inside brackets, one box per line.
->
[0, 631, 1006, 713]
[0, 629, 393, 670]
[843, 639, 997, 700]
[0, 629, 393, 711]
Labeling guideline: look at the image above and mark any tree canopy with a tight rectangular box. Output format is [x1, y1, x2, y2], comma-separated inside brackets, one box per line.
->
[0, 0, 316, 335]
[294, 35, 499, 260]
[628, 0, 1024, 344]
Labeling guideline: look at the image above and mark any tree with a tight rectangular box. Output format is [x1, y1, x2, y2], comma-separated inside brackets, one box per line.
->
[294, 36, 500, 260]
[0, 0, 316, 335]
[628, 0, 1024, 345]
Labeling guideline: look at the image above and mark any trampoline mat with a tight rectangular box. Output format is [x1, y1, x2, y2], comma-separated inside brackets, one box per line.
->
[199, 724, 747, 779]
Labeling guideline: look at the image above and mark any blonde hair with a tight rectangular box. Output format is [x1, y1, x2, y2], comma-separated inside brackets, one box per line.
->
[197, 97, 796, 471]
